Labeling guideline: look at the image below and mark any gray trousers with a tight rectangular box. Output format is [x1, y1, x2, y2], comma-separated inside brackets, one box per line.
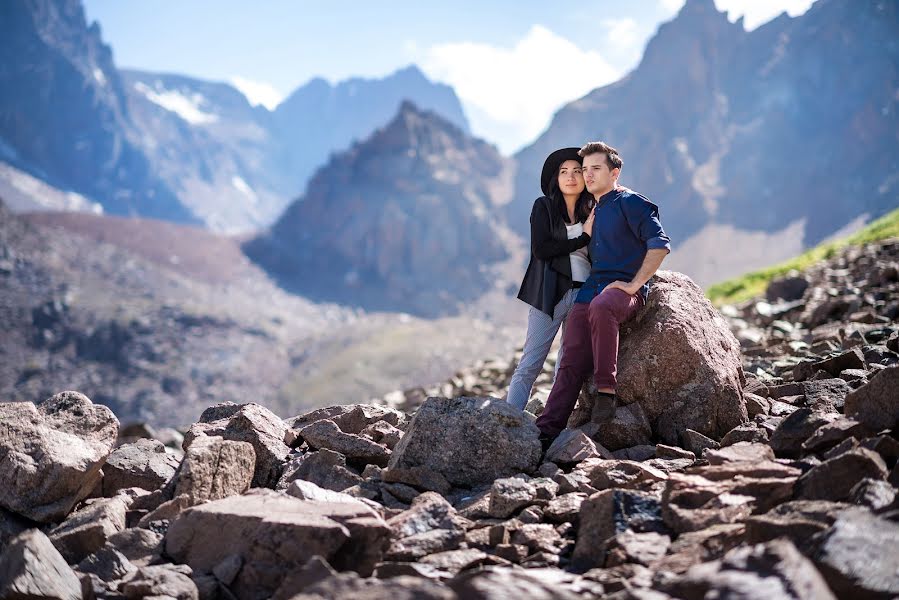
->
[506, 288, 578, 411]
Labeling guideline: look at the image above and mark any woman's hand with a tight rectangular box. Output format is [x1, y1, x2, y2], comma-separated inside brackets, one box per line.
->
[583, 208, 595, 237]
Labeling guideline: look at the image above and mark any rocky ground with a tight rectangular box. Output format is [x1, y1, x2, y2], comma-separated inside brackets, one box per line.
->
[1, 239, 897, 599]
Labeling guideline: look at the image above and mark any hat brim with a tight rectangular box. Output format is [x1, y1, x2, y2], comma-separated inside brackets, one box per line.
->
[541, 147, 583, 197]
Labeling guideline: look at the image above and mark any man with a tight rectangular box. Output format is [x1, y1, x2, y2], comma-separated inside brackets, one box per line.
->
[535, 141, 670, 450]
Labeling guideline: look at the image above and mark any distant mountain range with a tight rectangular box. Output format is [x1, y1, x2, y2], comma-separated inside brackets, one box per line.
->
[0, 0, 469, 232]
[2, 0, 896, 311]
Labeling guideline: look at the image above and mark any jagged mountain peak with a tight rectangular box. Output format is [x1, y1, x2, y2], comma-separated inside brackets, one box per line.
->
[245, 98, 509, 316]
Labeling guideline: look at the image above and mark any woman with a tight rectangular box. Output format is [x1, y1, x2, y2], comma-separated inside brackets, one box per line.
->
[507, 147, 595, 411]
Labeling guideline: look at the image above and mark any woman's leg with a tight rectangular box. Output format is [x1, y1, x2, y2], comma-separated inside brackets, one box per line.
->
[506, 298, 570, 411]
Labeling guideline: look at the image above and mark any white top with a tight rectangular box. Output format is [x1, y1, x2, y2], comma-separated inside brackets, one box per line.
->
[566, 222, 591, 283]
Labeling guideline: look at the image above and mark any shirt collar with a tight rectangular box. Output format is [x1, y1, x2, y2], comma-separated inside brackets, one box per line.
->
[596, 188, 621, 207]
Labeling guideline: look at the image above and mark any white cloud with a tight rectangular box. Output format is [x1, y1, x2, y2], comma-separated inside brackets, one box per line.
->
[713, 0, 817, 30]
[229, 76, 284, 110]
[659, 0, 817, 30]
[421, 25, 620, 154]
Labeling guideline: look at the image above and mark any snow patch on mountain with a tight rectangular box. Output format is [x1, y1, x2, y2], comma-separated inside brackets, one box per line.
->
[133, 81, 218, 125]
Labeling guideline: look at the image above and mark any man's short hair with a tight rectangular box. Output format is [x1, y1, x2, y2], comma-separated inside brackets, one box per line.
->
[579, 141, 623, 171]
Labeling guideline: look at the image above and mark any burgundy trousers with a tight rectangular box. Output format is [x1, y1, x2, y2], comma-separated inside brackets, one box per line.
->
[535, 288, 645, 436]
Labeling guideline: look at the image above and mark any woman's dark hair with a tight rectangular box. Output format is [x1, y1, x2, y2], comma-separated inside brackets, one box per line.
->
[547, 168, 595, 224]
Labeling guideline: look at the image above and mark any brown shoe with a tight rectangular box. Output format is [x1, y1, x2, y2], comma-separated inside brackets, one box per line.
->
[590, 391, 617, 423]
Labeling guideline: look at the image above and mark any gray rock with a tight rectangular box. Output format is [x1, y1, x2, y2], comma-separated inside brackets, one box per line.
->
[801, 417, 873, 454]
[172, 435, 256, 503]
[271, 556, 338, 600]
[290, 572, 454, 600]
[183, 402, 289, 489]
[572, 489, 667, 571]
[0, 392, 119, 523]
[844, 365, 899, 431]
[543, 493, 588, 525]
[605, 530, 671, 567]
[0, 529, 82, 600]
[655, 444, 696, 460]
[388, 397, 541, 487]
[384, 492, 467, 561]
[653, 524, 746, 575]
[331, 405, 408, 435]
[76, 546, 136, 584]
[577, 459, 668, 491]
[811, 507, 899, 599]
[744, 393, 770, 418]
[796, 447, 888, 502]
[769, 408, 839, 459]
[720, 423, 770, 446]
[419, 548, 490, 574]
[849, 478, 897, 511]
[661, 539, 836, 600]
[449, 566, 593, 599]
[545, 429, 610, 464]
[286, 479, 372, 506]
[704, 442, 774, 465]
[360, 421, 404, 450]
[279, 448, 364, 493]
[614, 271, 747, 445]
[766, 275, 809, 302]
[106, 528, 164, 567]
[381, 467, 452, 495]
[120, 564, 198, 600]
[662, 462, 800, 534]
[0, 508, 30, 550]
[612, 445, 657, 461]
[165, 489, 389, 598]
[299, 419, 391, 467]
[682, 429, 720, 456]
[745, 500, 850, 547]
[102, 439, 180, 497]
[488, 477, 537, 518]
[48, 496, 128, 564]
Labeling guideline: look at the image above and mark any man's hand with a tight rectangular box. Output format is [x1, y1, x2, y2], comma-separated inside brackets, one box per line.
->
[603, 280, 641, 296]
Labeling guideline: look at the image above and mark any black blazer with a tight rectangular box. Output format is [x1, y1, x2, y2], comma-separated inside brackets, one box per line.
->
[516, 196, 590, 316]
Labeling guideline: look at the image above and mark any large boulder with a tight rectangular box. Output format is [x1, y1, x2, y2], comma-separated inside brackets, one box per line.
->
[605, 271, 747, 445]
[164, 489, 389, 599]
[387, 397, 541, 487]
[183, 402, 289, 488]
[0, 392, 119, 522]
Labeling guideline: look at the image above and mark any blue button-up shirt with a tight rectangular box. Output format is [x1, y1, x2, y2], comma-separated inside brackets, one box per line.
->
[575, 188, 671, 304]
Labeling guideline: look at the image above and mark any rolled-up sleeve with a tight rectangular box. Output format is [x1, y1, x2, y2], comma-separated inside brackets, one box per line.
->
[622, 194, 671, 252]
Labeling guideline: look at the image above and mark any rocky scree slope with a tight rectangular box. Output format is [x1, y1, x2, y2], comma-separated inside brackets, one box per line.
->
[2, 250, 897, 599]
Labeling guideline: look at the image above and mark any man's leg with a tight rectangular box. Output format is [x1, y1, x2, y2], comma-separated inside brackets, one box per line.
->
[535, 302, 593, 436]
[587, 289, 645, 391]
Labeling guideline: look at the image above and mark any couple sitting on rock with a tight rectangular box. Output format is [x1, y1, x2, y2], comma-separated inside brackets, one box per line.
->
[507, 142, 671, 452]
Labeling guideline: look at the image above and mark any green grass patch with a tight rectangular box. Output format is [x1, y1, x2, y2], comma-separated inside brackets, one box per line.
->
[706, 207, 899, 305]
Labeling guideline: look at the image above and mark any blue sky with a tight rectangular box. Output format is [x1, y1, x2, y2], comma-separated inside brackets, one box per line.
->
[83, 0, 816, 153]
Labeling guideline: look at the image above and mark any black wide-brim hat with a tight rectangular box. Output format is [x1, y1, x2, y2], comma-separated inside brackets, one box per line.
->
[541, 147, 582, 197]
